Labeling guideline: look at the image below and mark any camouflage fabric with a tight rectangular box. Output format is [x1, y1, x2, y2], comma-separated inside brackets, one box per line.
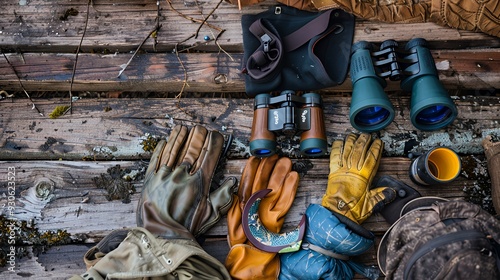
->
[430, 0, 500, 38]
[223, 0, 500, 38]
[378, 199, 500, 280]
[312, 0, 431, 23]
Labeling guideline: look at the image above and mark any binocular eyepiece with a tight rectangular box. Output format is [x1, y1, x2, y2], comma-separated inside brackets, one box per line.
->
[249, 90, 327, 157]
[349, 38, 458, 132]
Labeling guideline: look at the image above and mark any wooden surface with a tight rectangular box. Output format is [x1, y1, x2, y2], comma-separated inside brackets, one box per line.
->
[0, 95, 499, 160]
[0, 49, 499, 93]
[0, 0, 499, 93]
[1, 0, 498, 52]
[0, 0, 499, 279]
[0, 95, 498, 278]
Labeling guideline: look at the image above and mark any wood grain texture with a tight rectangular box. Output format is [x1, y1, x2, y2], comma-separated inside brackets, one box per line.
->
[1, 96, 499, 160]
[0, 49, 499, 93]
[1, 0, 498, 93]
[0, 156, 481, 278]
[0, 0, 499, 278]
[1, 0, 498, 53]
[0, 158, 468, 236]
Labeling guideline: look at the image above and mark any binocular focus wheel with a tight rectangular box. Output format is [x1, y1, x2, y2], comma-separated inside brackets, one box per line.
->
[380, 40, 398, 50]
[405, 38, 428, 50]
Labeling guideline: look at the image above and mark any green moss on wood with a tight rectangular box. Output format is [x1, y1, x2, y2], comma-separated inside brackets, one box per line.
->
[48, 105, 70, 119]
[0, 216, 71, 267]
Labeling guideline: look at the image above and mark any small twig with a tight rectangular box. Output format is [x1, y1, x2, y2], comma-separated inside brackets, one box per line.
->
[153, 1, 161, 52]
[193, 0, 233, 60]
[69, 0, 92, 115]
[1, 52, 43, 116]
[117, 2, 162, 78]
[175, 38, 215, 53]
[116, 1, 162, 78]
[167, 0, 231, 117]
[173, 37, 193, 99]
[212, 29, 234, 61]
[117, 25, 162, 78]
[173, 40, 195, 118]
[194, 0, 224, 39]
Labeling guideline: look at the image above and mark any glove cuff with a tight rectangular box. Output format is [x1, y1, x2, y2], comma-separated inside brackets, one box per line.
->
[225, 244, 280, 280]
[330, 210, 374, 240]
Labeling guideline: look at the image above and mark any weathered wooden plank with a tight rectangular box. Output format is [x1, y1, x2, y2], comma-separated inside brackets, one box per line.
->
[1, 0, 498, 53]
[0, 244, 86, 279]
[0, 153, 488, 278]
[0, 49, 499, 92]
[1, 96, 499, 160]
[0, 157, 481, 239]
[0, 0, 497, 277]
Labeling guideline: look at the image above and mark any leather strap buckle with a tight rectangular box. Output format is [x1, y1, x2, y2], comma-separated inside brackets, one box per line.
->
[261, 34, 272, 52]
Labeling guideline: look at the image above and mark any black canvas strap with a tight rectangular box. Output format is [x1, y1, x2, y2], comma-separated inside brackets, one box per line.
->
[246, 19, 283, 80]
[246, 9, 338, 81]
[403, 230, 488, 279]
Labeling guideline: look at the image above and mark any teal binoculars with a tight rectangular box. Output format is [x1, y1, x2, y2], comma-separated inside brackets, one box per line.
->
[349, 38, 458, 132]
[249, 90, 327, 157]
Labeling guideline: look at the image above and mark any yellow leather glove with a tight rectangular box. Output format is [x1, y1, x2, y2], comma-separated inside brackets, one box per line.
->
[322, 133, 395, 224]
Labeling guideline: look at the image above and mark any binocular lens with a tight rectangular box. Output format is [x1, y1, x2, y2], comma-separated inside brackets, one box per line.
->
[304, 148, 323, 155]
[415, 105, 452, 125]
[354, 106, 391, 126]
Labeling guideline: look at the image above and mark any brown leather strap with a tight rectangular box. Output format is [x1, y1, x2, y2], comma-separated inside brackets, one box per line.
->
[283, 9, 335, 52]
[246, 19, 283, 80]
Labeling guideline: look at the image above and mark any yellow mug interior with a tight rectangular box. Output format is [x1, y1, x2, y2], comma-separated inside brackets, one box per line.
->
[427, 148, 461, 181]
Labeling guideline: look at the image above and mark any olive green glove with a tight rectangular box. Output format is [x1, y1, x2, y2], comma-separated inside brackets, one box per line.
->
[137, 125, 238, 240]
[322, 133, 395, 224]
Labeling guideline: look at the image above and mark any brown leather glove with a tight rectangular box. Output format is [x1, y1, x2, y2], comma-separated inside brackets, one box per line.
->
[430, 0, 500, 38]
[312, 0, 431, 23]
[137, 124, 238, 240]
[225, 155, 300, 279]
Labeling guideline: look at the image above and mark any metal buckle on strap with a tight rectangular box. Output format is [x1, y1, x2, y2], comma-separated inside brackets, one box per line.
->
[261, 34, 272, 53]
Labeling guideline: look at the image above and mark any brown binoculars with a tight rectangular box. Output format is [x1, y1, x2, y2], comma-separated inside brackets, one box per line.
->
[249, 90, 327, 157]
